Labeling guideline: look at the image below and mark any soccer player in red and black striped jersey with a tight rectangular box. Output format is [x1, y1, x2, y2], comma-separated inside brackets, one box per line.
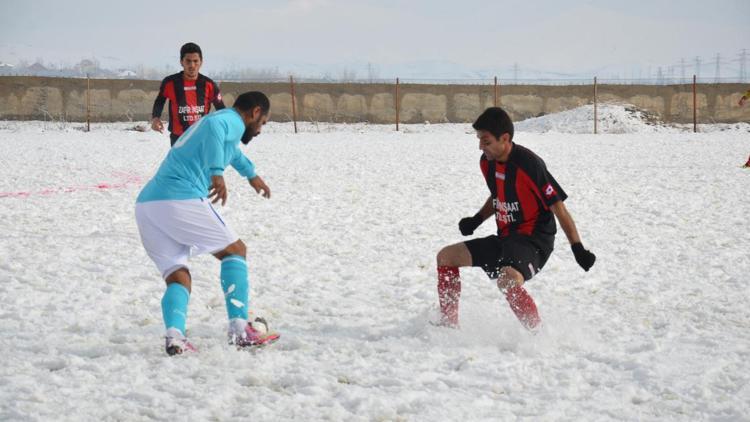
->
[151, 42, 225, 146]
[435, 107, 596, 331]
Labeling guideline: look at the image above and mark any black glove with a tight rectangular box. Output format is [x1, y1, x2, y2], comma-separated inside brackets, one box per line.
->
[458, 214, 484, 236]
[571, 242, 596, 271]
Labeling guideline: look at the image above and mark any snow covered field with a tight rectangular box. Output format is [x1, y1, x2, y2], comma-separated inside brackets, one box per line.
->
[1, 107, 749, 421]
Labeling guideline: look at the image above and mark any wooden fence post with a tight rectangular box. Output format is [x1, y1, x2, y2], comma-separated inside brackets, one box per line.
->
[290, 75, 298, 134]
[494, 76, 498, 107]
[594, 76, 598, 134]
[693, 75, 697, 133]
[86, 74, 91, 132]
[395, 77, 400, 131]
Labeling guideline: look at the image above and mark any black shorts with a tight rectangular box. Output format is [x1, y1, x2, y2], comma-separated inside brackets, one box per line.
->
[464, 235, 552, 281]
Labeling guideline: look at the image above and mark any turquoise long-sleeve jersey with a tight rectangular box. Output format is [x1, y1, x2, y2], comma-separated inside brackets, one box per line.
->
[137, 108, 256, 203]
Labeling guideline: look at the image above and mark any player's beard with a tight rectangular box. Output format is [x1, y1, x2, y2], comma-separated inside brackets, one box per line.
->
[241, 126, 256, 145]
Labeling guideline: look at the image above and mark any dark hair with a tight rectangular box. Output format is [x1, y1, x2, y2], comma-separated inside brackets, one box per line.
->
[180, 42, 202, 60]
[473, 107, 514, 141]
[234, 91, 271, 115]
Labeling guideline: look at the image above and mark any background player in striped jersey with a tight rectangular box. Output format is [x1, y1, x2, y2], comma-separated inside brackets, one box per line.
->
[435, 107, 596, 331]
[151, 42, 226, 146]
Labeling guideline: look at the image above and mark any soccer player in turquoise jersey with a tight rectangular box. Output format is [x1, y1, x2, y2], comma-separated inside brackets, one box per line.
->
[136, 91, 279, 355]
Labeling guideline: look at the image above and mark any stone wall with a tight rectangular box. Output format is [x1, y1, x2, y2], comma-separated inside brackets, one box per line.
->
[1, 76, 749, 124]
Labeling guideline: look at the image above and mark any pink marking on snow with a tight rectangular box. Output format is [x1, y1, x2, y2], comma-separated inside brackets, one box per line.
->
[0, 191, 31, 198]
[0, 172, 146, 199]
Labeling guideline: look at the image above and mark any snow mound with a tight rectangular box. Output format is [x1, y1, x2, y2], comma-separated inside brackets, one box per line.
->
[516, 103, 674, 134]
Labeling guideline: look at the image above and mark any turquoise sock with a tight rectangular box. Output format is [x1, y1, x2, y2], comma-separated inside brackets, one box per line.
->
[161, 283, 189, 335]
[221, 255, 249, 321]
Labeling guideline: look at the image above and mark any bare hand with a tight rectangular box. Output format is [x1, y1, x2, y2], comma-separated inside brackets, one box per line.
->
[209, 175, 227, 205]
[151, 117, 164, 133]
[740, 96, 748, 107]
[249, 176, 271, 199]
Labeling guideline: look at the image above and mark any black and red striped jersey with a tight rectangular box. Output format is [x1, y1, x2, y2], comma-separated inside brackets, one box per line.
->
[480, 143, 567, 250]
[151, 72, 226, 137]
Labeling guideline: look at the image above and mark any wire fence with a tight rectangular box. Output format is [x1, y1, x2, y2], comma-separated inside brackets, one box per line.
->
[152, 76, 750, 85]
[2, 68, 749, 86]
[1, 73, 748, 135]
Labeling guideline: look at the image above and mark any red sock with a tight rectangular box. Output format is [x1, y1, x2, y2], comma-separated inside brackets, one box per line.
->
[505, 285, 541, 330]
[437, 266, 461, 326]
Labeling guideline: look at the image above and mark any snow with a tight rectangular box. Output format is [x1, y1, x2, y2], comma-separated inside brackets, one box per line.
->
[1, 106, 749, 421]
[517, 103, 750, 135]
[516, 104, 671, 134]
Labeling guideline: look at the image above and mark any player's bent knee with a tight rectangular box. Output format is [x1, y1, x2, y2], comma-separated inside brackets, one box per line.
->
[436, 246, 453, 266]
[437, 243, 470, 267]
[222, 239, 246, 258]
[165, 268, 192, 292]
[165, 267, 190, 281]
[496, 266, 523, 291]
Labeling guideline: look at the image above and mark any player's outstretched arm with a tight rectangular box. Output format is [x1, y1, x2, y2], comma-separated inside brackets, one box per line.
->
[151, 84, 167, 132]
[249, 176, 271, 199]
[458, 196, 493, 236]
[550, 201, 596, 271]
[151, 117, 164, 133]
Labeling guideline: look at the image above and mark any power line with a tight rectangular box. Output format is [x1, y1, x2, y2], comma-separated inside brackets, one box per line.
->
[715, 53, 721, 82]
[694, 56, 702, 79]
[740, 49, 747, 81]
[680, 58, 687, 81]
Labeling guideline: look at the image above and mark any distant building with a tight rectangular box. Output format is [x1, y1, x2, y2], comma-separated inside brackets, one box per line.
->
[27, 62, 48, 72]
[117, 69, 137, 78]
[0, 62, 14, 76]
[74, 59, 98, 76]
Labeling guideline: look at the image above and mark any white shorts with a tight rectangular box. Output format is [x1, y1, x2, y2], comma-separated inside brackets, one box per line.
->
[135, 199, 239, 279]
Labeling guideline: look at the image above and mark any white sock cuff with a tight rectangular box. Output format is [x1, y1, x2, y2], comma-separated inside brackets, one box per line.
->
[228, 318, 248, 335]
[165, 327, 185, 338]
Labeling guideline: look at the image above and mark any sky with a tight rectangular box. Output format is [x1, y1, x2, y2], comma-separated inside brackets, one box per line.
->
[1, 0, 748, 79]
